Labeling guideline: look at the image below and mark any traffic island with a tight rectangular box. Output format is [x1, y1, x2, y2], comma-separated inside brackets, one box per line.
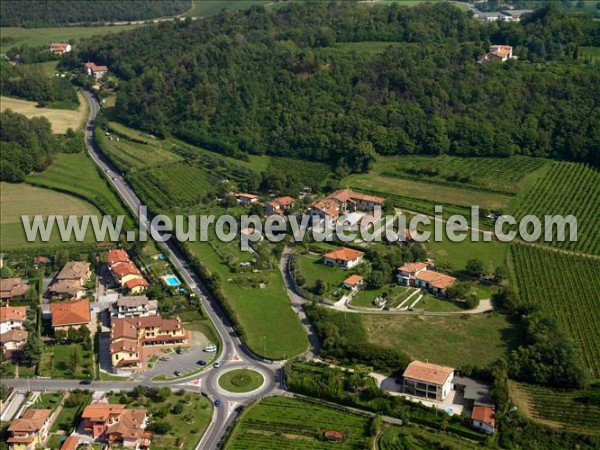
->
[217, 368, 265, 394]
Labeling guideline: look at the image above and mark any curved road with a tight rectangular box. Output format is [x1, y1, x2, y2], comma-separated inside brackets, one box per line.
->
[5, 91, 281, 450]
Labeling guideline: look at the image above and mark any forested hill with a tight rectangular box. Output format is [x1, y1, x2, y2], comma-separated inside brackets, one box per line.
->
[69, 2, 600, 171]
[0, 0, 190, 27]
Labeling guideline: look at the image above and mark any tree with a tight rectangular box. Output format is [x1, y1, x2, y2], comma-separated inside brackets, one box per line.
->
[313, 279, 327, 296]
[0, 266, 12, 278]
[22, 333, 42, 366]
[367, 270, 385, 289]
[148, 420, 172, 434]
[26, 286, 38, 304]
[494, 266, 509, 282]
[54, 329, 67, 342]
[67, 347, 81, 374]
[465, 258, 486, 277]
[66, 326, 79, 343]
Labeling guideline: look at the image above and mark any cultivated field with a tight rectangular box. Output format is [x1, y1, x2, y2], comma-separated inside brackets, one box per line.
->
[512, 161, 600, 255]
[186, 1, 273, 18]
[510, 244, 600, 377]
[363, 313, 523, 368]
[0, 182, 99, 250]
[379, 424, 481, 450]
[1, 92, 88, 133]
[225, 396, 373, 449]
[510, 381, 600, 435]
[268, 157, 334, 189]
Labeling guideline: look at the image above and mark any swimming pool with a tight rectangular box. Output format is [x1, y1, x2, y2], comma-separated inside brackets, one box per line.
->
[162, 275, 181, 287]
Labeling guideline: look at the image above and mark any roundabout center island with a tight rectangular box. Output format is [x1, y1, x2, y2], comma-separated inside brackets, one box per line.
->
[217, 368, 265, 394]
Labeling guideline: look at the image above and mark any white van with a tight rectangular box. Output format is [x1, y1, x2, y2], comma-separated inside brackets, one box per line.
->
[204, 343, 217, 353]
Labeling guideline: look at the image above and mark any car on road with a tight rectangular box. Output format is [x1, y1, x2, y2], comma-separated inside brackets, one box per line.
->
[159, 356, 170, 362]
[213, 361, 221, 368]
[111, 177, 117, 181]
[214, 400, 222, 408]
[197, 360, 206, 366]
[105, 169, 110, 173]
[79, 379, 92, 385]
[173, 370, 181, 376]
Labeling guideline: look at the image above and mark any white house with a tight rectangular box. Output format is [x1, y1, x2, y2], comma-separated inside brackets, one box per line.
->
[471, 405, 495, 434]
[396, 262, 456, 296]
[84, 62, 108, 80]
[112, 296, 158, 319]
[402, 360, 455, 401]
[0, 306, 26, 334]
[323, 247, 365, 269]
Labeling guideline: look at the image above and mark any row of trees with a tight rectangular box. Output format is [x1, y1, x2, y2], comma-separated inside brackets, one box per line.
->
[68, 2, 600, 171]
[0, 0, 190, 27]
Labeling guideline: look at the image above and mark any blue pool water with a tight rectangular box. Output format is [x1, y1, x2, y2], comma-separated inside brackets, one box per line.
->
[164, 275, 181, 287]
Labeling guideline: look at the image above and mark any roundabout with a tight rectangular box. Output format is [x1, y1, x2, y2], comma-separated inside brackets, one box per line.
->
[217, 368, 266, 394]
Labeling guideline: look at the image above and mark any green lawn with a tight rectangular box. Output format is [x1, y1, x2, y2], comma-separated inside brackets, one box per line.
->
[225, 396, 373, 449]
[38, 344, 94, 380]
[218, 369, 264, 393]
[380, 424, 481, 450]
[31, 392, 63, 411]
[185, 1, 272, 18]
[0, 24, 141, 53]
[363, 312, 523, 368]
[51, 391, 92, 433]
[296, 253, 351, 296]
[350, 285, 413, 309]
[188, 240, 308, 360]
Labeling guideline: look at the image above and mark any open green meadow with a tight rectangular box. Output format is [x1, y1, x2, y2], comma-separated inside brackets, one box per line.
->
[225, 396, 373, 449]
[188, 240, 308, 359]
[38, 343, 94, 379]
[363, 312, 523, 368]
[512, 161, 600, 255]
[296, 252, 350, 296]
[0, 182, 99, 250]
[379, 424, 481, 450]
[510, 381, 600, 435]
[0, 24, 140, 52]
[510, 244, 600, 378]
[186, 1, 274, 18]
[218, 369, 265, 393]
[50, 391, 93, 433]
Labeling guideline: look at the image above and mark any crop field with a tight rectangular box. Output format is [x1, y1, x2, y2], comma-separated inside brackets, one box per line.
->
[0, 24, 140, 52]
[510, 244, 600, 377]
[379, 424, 481, 450]
[512, 162, 600, 255]
[225, 396, 373, 449]
[96, 129, 181, 171]
[0, 182, 99, 250]
[268, 157, 334, 189]
[186, 1, 274, 18]
[580, 46, 600, 62]
[510, 381, 600, 435]
[1, 92, 88, 133]
[373, 155, 547, 195]
[26, 152, 131, 225]
[187, 240, 308, 359]
[363, 313, 523, 368]
[129, 163, 215, 211]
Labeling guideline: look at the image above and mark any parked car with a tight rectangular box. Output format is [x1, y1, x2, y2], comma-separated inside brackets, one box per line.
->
[204, 344, 217, 352]
[197, 360, 206, 366]
[213, 361, 221, 369]
[159, 356, 170, 362]
[214, 400, 222, 408]
[79, 379, 92, 385]
[173, 370, 181, 376]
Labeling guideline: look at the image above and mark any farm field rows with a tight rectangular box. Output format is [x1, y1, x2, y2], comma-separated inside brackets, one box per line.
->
[267, 156, 334, 189]
[379, 424, 481, 450]
[1, 92, 88, 133]
[225, 396, 373, 449]
[510, 244, 600, 377]
[512, 161, 600, 255]
[363, 313, 523, 368]
[0, 182, 99, 250]
[510, 381, 600, 435]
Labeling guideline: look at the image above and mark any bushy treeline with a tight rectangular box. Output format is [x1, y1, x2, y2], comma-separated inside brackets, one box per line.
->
[68, 2, 600, 171]
[0, 0, 190, 27]
[1, 65, 79, 108]
[0, 110, 57, 181]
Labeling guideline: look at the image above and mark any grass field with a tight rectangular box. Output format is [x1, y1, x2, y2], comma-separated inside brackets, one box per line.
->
[186, 1, 272, 18]
[350, 285, 413, 309]
[267, 157, 334, 189]
[296, 253, 350, 296]
[509, 381, 600, 435]
[512, 161, 600, 255]
[580, 46, 600, 62]
[225, 396, 373, 449]
[0, 24, 140, 52]
[218, 369, 264, 393]
[1, 92, 88, 133]
[379, 424, 481, 450]
[363, 313, 523, 367]
[188, 240, 308, 359]
[510, 244, 600, 378]
[0, 182, 99, 250]
[27, 152, 131, 226]
[51, 391, 92, 433]
[37, 344, 94, 379]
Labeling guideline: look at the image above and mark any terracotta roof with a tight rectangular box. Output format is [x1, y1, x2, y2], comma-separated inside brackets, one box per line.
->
[403, 360, 454, 385]
[415, 270, 456, 290]
[124, 278, 149, 290]
[0, 328, 28, 344]
[323, 247, 364, 262]
[106, 409, 147, 440]
[50, 299, 91, 327]
[50, 279, 84, 296]
[111, 318, 140, 340]
[471, 405, 495, 428]
[312, 198, 341, 218]
[272, 196, 294, 206]
[344, 275, 364, 286]
[329, 189, 384, 205]
[94, 65, 108, 72]
[397, 262, 430, 273]
[57, 261, 90, 280]
[324, 430, 345, 440]
[82, 403, 126, 421]
[235, 192, 259, 199]
[33, 256, 51, 264]
[0, 278, 27, 299]
[107, 249, 130, 265]
[1, 306, 27, 323]
[111, 340, 139, 354]
[111, 262, 141, 278]
[60, 435, 79, 450]
[8, 409, 51, 432]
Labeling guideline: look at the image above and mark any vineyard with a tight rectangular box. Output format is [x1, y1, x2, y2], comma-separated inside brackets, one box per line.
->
[129, 163, 215, 211]
[510, 245, 600, 377]
[510, 382, 600, 435]
[513, 162, 600, 255]
[376, 155, 547, 194]
[225, 396, 372, 449]
[268, 157, 334, 189]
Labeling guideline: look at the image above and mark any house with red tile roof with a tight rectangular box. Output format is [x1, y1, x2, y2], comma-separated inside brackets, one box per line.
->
[311, 189, 384, 220]
[0, 305, 28, 355]
[50, 42, 71, 54]
[396, 262, 455, 296]
[106, 250, 148, 294]
[479, 44, 516, 63]
[402, 360, 455, 401]
[343, 274, 365, 290]
[7, 408, 52, 449]
[235, 192, 260, 206]
[84, 62, 108, 79]
[471, 405, 495, 434]
[81, 402, 152, 448]
[107, 249, 130, 266]
[60, 435, 79, 450]
[323, 247, 365, 269]
[265, 196, 295, 215]
[324, 430, 345, 442]
[50, 299, 91, 331]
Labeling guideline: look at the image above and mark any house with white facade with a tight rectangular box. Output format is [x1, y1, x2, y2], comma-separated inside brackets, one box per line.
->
[402, 360, 455, 401]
